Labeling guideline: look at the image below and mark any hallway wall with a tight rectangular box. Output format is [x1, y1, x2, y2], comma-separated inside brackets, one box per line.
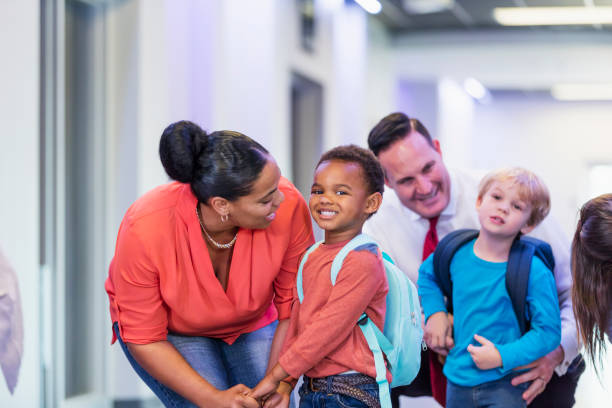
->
[0, 0, 41, 407]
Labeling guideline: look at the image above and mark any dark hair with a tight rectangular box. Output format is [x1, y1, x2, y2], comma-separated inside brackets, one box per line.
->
[571, 193, 612, 372]
[159, 120, 269, 202]
[317, 144, 384, 199]
[368, 112, 434, 156]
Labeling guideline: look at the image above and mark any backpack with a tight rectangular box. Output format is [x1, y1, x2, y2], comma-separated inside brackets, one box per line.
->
[296, 233, 423, 408]
[432, 229, 555, 334]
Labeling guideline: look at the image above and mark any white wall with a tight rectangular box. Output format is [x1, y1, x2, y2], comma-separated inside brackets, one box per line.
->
[393, 30, 612, 90]
[365, 17, 394, 135]
[0, 1, 40, 407]
[471, 94, 612, 239]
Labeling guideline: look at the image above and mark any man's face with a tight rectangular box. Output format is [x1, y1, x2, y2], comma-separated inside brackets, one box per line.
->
[377, 131, 451, 219]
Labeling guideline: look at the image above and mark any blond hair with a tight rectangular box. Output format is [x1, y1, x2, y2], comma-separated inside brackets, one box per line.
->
[478, 167, 550, 227]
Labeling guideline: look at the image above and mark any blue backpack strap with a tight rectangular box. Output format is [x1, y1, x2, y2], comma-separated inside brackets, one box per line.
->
[359, 314, 393, 408]
[506, 236, 555, 334]
[432, 229, 479, 314]
[522, 236, 555, 272]
[296, 241, 323, 303]
[330, 234, 377, 285]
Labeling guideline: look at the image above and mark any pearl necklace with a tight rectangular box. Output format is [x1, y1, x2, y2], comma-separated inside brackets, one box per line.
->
[195, 205, 237, 249]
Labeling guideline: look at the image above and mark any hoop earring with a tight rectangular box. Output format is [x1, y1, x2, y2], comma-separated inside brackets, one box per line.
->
[221, 214, 229, 223]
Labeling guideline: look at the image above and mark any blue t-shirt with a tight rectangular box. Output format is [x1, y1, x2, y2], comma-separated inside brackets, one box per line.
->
[417, 238, 561, 387]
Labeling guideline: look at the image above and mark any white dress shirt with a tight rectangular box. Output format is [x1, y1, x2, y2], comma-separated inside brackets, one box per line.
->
[364, 168, 579, 375]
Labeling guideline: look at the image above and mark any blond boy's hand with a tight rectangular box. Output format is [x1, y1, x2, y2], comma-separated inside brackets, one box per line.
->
[424, 311, 454, 356]
[467, 334, 502, 370]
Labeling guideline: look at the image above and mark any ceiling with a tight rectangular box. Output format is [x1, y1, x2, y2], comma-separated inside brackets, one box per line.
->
[377, 0, 612, 33]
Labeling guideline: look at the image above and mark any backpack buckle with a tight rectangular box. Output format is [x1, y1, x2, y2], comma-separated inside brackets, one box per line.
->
[358, 315, 369, 325]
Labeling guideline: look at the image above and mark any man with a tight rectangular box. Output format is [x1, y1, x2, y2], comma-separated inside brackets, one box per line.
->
[363, 112, 583, 408]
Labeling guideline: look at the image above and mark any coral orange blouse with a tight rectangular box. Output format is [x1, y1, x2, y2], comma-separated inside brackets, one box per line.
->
[105, 177, 314, 345]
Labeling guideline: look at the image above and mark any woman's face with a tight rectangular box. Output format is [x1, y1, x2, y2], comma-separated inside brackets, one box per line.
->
[227, 156, 285, 229]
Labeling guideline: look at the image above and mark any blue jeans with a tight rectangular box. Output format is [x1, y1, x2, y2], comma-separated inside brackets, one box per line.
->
[446, 375, 529, 408]
[114, 321, 277, 407]
[298, 375, 379, 408]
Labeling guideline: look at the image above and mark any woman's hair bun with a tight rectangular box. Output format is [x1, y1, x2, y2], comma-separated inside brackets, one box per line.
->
[159, 120, 208, 183]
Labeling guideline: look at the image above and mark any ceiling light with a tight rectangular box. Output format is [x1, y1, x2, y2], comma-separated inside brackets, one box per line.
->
[402, 0, 454, 14]
[493, 6, 612, 26]
[463, 78, 491, 103]
[354, 0, 382, 14]
[551, 84, 612, 101]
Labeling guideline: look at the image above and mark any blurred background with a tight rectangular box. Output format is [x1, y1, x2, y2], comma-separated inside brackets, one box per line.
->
[1, 0, 611, 406]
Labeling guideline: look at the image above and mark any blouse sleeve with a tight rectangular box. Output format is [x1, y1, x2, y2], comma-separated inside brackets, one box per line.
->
[273, 193, 314, 320]
[110, 221, 168, 344]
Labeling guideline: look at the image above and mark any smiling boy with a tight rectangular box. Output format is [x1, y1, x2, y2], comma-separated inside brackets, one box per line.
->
[250, 145, 390, 408]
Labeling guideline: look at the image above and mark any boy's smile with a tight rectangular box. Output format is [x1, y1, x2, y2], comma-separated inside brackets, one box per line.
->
[309, 160, 378, 244]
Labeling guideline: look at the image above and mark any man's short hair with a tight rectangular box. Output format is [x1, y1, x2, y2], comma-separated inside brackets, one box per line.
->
[368, 112, 434, 156]
[478, 167, 551, 228]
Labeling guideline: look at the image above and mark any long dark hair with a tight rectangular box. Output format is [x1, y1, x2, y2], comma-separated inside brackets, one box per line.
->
[571, 193, 612, 370]
[159, 120, 269, 202]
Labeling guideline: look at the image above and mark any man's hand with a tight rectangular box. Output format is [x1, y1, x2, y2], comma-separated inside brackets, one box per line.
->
[467, 334, 502, 370]
[511, 345, 564, 404]
[424, 311, 454, 355]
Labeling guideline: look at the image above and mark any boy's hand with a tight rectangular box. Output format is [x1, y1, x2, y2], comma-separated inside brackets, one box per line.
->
[467, 334, 502, 370]
[250, 375, 281, 404]
[249, 364, 291, 406]
[424, 311, 454, 355]
[260, 381, 292, 408]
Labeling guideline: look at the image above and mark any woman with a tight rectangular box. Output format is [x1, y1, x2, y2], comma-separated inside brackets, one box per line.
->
[105, 121, 314, 407]
[571, 193, 612, 370]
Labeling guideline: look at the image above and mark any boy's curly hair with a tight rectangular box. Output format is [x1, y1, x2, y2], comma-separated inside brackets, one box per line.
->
[317, 144, 384, 197]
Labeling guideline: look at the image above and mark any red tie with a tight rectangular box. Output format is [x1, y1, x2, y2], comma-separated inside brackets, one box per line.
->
[422, 216, 439, 261]
[423, 216, 447, 407]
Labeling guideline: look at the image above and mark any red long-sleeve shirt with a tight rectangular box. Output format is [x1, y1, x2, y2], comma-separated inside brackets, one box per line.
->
[279, 240, 390, 381]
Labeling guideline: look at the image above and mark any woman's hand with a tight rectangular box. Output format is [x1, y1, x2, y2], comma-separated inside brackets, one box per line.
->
[211, 384, 260, 408]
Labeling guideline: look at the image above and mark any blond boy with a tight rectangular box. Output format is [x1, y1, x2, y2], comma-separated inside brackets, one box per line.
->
[417, 168, 561, 408]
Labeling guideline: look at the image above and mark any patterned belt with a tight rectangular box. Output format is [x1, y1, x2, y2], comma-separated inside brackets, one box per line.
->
[305, 374, 381, 408]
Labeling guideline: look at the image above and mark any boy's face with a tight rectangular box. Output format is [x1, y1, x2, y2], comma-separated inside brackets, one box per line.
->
[310, 160, 380, 243]
[476, 180, 534, 239]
